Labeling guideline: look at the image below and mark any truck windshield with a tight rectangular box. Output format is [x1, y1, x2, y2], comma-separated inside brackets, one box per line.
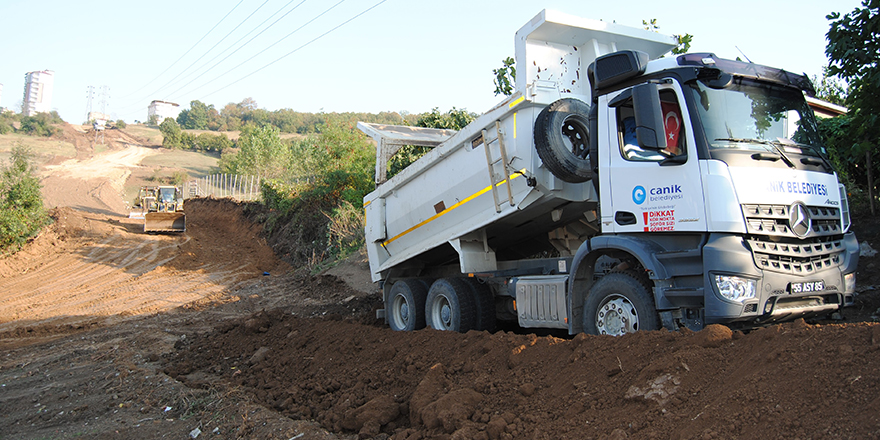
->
[688, 79, 827, 158]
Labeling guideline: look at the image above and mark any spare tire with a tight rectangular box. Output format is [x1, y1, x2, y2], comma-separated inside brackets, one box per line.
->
[534, 98, 592, 183]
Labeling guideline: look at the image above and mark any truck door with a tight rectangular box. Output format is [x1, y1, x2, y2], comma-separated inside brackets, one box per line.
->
[599, 82, 707, 234]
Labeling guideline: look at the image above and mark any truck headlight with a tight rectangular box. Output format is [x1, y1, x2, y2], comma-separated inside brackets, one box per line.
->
[715, 275, 757, 303]
[844, 272, 856, 293]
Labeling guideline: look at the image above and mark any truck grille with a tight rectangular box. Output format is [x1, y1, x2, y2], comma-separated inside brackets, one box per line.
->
[741, 204, 841, 238]
[741, 204, 845, 275]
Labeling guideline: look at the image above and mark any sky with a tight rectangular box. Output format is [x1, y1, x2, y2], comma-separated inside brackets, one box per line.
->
[0, 0, 864, 124]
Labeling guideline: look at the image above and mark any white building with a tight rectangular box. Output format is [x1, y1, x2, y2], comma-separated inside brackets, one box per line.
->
[23, 70, 54, 116]
[148, 100, 180, 125]
[0, 83, 4, 109]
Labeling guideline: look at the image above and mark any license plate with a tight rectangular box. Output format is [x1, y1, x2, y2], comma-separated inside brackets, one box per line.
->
[790, 280, 825, 294]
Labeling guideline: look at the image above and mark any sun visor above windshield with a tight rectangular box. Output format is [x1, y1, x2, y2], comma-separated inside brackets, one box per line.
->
[677, 53, 816, 96]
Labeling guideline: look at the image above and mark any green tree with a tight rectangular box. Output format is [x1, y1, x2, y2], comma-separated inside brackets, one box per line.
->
[493, 57, 516, 96]
[643, 19, 692, 55]
[193, 132, 232, 153]
[115, 119, 127, 129]
[221, 125, 291, 179]
[19, 112, 61, 137]
[159, 117, 185, 149]
[177, 100, 219, 130]
[415, 107, 476, 129]
[0, 112, 15, 134]
[0, 145, 50, 253]
[812, 66, 849, 106]
[387, 108, 476, 178]
[826, 0, 880, 214]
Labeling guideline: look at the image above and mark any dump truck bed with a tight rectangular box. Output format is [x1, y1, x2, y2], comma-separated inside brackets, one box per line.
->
[360, 10, 675, 282]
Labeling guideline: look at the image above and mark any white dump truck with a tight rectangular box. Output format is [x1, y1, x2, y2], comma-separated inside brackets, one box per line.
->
[358, 10, 859, 335]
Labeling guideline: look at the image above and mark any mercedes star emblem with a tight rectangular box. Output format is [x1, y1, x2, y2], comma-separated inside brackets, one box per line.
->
[789, 202, 812, 238]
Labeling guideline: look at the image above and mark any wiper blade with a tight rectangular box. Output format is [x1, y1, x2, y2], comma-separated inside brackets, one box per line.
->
[714, 138, 797, 168]
[766, 142, 797, 169]
[714, 137, 769, 145]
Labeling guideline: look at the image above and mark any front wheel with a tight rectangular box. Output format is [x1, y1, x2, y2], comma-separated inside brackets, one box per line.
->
[583, 272, 658, 336]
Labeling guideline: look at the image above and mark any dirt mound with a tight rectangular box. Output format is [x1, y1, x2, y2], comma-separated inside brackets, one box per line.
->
[52, 123, 151, 159]
[165, 313, 880, 439]
[0, 198, 291, 343]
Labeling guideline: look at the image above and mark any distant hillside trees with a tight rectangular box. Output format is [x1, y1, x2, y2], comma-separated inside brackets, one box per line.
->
[159, 117, 232, 153]
[177, 98, 416, 134]
[387, 107, 477, 178]
[0, 146, 50, 253]
[18, 111, 63, 137]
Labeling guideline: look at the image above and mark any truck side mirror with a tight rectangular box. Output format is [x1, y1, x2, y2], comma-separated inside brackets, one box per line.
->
[632, 83, 667, 150]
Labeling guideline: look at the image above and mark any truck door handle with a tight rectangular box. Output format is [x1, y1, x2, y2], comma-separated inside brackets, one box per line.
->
[615, 211, 637, 226]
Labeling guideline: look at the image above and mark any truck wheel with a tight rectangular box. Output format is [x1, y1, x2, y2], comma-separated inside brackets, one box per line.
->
[388, 279, 428, 331]
[583, 272, 659, 336]
[426, 278, 476, 332]
[534, 98, 592, 183]
[462, 278, 497, 332]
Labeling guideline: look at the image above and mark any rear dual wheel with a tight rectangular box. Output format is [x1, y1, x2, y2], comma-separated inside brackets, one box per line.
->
[391, 278, 496, 333]
[426, 278, 476, 332]
[387, 279, 428, 332]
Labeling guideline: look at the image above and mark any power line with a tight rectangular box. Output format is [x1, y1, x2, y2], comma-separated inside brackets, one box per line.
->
[146, 0, 273, 99]
[168, 0, 325, 101]
[119, 0, 246, 100]
[201, 0, 388, 100]
[163, 0, 311, 101]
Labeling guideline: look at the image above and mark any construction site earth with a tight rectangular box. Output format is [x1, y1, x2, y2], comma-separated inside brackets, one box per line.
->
[0, 124, 879, 439]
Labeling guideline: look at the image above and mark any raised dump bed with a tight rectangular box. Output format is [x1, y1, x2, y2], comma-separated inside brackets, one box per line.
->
[360, 10, 675, 282]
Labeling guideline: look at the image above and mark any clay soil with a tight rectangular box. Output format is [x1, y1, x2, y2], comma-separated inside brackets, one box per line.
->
[1, 124, 880, 439]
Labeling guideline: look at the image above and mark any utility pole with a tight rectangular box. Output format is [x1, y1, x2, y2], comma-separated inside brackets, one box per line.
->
[98, 85, 110, 116]
[84, 85, 95, 122]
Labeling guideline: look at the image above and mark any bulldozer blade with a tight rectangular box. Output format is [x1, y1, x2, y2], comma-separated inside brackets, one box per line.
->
[144, 212, 186, 233]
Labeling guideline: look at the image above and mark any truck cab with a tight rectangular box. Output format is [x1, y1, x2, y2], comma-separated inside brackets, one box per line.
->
[578, 51, 858, 332]
[360, 10, 858, 335]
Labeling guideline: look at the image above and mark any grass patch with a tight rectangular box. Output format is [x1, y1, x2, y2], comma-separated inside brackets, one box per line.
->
[122, 124, 163, 146]
[139, 149, 219, 177]
[93, 143, 109, 155]
[123, 149, 221, 205]
[0, 133, 76, 165]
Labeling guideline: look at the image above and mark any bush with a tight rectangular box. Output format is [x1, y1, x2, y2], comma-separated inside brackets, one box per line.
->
[194, 132, 232, 152]
[170, 170, 189, 187]
[0, 145, 50, 253]
[251, 123, 375, 267]
[116, 119, 127, 129]
[19, 112, 61, 137]
[325, 200, 365, 259]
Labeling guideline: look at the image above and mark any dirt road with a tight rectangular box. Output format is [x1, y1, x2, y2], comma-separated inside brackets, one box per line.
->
[1, 124, 879, 439]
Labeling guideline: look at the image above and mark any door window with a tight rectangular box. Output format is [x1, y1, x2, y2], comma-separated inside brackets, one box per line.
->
[617, 89, 685, 161]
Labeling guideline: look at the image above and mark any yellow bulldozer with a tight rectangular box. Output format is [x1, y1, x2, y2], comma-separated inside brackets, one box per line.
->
[130, 185, 186, 232]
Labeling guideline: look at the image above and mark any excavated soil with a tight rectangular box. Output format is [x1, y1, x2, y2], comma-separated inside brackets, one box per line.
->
[0, 123, 879, 439]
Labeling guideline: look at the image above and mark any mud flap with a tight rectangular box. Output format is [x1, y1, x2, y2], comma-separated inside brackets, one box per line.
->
[144, 212, 186, 232]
